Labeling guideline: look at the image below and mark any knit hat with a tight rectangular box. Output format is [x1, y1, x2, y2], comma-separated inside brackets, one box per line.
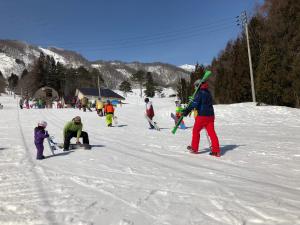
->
[73, 116, 81, 123]
[38, 121, 47, 128]
[200, 82, 209, 89]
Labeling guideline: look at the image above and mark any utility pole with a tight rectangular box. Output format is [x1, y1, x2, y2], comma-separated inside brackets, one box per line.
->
[97, 75, 101, 99]
[238, 11, 256, 102]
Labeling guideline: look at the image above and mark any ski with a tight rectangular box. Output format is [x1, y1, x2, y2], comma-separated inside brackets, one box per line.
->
[144, 114, 160, 131]
[172, 70, 212, 134]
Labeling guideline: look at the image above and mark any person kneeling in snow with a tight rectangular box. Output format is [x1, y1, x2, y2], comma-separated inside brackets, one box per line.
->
[34, 121, 49, 160]
[183, 81, 220, 157]
[63, 116, 89, 151]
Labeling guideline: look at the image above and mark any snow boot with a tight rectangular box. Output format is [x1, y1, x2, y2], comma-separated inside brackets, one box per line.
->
[187, 146, 198, 154]
[209, 152, 221, 157]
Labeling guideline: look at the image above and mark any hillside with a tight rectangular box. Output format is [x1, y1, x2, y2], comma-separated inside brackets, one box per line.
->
[0, 40, 190, 88]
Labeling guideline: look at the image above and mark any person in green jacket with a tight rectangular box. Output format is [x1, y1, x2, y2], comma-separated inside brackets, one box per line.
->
[63, 116, 89, 151]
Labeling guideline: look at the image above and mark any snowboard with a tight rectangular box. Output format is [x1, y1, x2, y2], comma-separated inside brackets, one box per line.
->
[113, 116, 118, 125]
[144, 114, 160, 131]
[170, 113, 186, 129]
[46, 136, 57, 155]
[57, 143, 92, 150]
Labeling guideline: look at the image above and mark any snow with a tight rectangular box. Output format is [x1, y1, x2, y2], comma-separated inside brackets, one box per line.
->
[116, 69, 132, 78]
[0, 92, 299, 225]
[0, 53, 25, 78]
[91, 64, 103, 69]
[179, 64, 195, 72]
[39, 47, 67, 65]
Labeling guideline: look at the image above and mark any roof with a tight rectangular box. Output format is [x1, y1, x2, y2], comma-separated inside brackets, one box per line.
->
[77, 88, 125, 100]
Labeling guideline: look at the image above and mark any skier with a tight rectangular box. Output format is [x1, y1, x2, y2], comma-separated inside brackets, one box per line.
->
[175, 101, 186, 129]
[96, 98, 104, 116]
[19, 98, 24, 109]
[104, 100, 114, 127]
[81, 97, 88, 112]
[34, 121, 49, 160]
[183, 81, 220, 157]
[63, 116, 89, 151]
[25, 98, 29, 109]
[145, 98, 155, 129]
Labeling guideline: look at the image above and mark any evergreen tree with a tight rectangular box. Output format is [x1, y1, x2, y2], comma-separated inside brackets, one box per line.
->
[131, 70, 146, 97]
[176, 78, 189, 103]
[144, 72, 156, 97]
[119, 80, 132, 97]
[21, 69, 28, 78]
[211, 0, 300, 107]
[0, 71, 6, 93]
[8, 73, 19, 92]
[156, 87, 164, 98]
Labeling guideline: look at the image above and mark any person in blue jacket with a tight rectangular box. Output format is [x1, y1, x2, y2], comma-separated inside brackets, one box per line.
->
[183, 81, 220, 156]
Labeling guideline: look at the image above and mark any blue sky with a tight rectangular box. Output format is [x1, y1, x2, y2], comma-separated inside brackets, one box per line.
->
[0, 0, 262, 65]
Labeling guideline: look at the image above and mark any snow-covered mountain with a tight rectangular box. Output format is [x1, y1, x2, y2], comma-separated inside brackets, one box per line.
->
[0, 40, 89, 78]
[92, 60, 190, 88]
[0, 40, 190, 88]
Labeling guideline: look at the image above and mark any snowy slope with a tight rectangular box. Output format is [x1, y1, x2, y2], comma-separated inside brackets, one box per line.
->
[0, 53, 25, 78]
[0, 92, 299, 225]
[39, 47, 68, 65]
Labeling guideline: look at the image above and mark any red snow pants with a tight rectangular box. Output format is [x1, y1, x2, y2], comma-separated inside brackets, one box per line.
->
[191, 116, 220, 153]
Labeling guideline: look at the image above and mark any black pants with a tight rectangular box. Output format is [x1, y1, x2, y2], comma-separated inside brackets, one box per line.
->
[64, 131, 89, 149]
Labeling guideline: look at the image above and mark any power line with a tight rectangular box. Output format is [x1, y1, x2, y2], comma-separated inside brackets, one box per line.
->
[80, 24, 236, 53]
[36, 17, 236, 48]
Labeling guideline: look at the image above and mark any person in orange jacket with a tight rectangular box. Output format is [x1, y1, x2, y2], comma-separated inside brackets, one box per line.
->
[104, 100, 115, 127]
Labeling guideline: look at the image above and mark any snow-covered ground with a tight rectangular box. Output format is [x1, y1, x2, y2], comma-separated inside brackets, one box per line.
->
[0, 91, 299, 225]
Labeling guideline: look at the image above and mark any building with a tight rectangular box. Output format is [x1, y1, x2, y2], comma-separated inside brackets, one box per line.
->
[33, 86, 60, 108]
[75, 88, 125, 102]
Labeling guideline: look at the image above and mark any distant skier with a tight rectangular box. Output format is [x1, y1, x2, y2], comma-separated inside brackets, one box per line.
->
[174, 101, 186, 129]
[81, 97, 88, 112]
[25, 98, 29, 109]
[183, 81, 220, 157]
[145, 98, 155, 129]
[34, 121, 49, 160]
[96, 98, 104, 116]
[63, 116, 89, 151]
[104, 100, 115, 127]
[19, 98, 24, 109]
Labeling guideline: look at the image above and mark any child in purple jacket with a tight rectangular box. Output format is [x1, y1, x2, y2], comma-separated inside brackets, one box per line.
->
[34, 121, 49, 160]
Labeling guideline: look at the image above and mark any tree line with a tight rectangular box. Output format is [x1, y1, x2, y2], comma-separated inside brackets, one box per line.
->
[176, 0, 299, 108]
[212, 0, 300, 108]
[119, 70, 163, 98]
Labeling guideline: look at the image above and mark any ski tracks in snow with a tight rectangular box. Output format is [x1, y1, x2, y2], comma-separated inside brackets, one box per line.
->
[1, 96, 300, 225]
[36, 108, 300, 224]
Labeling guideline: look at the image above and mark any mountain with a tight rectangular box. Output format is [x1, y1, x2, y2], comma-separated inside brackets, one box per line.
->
[0, 40, 190, 88]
